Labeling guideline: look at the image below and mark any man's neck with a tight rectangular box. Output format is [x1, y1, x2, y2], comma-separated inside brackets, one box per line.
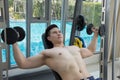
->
[54, 43, 64, 47]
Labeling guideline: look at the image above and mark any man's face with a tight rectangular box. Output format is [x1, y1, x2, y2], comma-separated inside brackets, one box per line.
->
[47, 28, 63, 44]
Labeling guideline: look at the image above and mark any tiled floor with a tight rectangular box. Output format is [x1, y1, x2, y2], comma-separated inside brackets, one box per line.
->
[86, 58, 120, 80]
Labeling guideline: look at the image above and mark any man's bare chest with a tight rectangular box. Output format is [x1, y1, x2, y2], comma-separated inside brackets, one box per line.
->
[46, 47, 80, 58]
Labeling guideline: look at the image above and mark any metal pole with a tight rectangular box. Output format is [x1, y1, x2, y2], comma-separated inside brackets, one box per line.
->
[103, 0, 109, 79]
[45, 0, 51, 26]
[100, 0, 108, 80]
[69, 0, 83, 45]
[0, 0, 9, 80]
[0, 48, 3, 80]
[112, 0, 117, 80]
[0, 1, 4, 79]
[61, 0, 68, 44]
[26, 0, 32, 57]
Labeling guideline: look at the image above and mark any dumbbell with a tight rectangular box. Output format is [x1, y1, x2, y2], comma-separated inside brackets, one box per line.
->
[1, 26, 25, 44]
[86, 24, 94, 35]
[86, 23, 105, 36]
[75, 15, 86, 31]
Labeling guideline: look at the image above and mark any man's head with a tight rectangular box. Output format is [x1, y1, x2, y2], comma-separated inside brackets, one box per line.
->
[44, 24, 63, 49]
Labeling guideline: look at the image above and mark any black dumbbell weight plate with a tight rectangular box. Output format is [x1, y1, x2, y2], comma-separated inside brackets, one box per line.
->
[1, 28, 18, 44]
[13, 26, 25, 41]
[76, 15, 86, 31]
[86, 24, 93, 35]
[99, 24, 105, 36]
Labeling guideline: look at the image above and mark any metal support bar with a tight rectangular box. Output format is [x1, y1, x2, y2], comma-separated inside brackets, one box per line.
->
[61, 0, 68, 44]
[26, 0, 32, 57]
[102, 0, 109, 80]
[45, 0, 51, 27]
[100, 0, 108, 80]
[69, 0, 83, 45]
[0, 0, 9, 80]
[0, 49, 3, 80]
[0, 0, 3, 79]
[112, 0, 117, 80]
[45, 0, 51, 22]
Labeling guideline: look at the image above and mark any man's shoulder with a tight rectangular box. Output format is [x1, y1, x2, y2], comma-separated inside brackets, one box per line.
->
[42, 48, 55, 54]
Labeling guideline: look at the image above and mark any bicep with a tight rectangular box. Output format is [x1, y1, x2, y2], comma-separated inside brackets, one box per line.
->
[80, 48, 93, 58]
[23, 53, 45, 69]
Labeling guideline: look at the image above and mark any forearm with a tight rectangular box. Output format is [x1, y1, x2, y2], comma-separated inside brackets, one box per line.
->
[87, 34, 98, 52]
[12, 43, 26, 68]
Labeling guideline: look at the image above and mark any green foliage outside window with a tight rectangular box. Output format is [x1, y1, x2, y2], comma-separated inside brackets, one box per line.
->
[8, 0, 102, 27]
[51, 0, 61, 20]
[33, 0, 45, 18]
[82, 2, 102, 27]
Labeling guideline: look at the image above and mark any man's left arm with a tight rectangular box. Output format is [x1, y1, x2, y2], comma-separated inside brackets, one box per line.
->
[87, 27, 98, 52]
[80, 27, 99, 58]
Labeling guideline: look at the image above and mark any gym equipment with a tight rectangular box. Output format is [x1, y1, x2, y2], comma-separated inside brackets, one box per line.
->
[86, 23, 94, 35]
[99, 24, 105, 36]
[74, 36, 86, 48]
[13, 27, 25, 41]
[69, 0, 83, 45]
[86, 23, 105, 36]
[0, 0, 10, 80]
[117, 76, 120, 79]
[75, 15, 105, 37]
[75, 15, 86, 31]
[1, 26, 25, 44]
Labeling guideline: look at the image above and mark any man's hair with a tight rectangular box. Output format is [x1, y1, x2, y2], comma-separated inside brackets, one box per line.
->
[44, 24, 58, 49]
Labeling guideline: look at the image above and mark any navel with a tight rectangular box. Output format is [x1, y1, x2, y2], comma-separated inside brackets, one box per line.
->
[59, 53, 62, 55]
[79, 70, 82, 73]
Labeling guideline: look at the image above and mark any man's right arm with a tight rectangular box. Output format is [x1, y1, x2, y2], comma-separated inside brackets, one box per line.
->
[87, 27, 98, 53]
[12, 43, 46, 69]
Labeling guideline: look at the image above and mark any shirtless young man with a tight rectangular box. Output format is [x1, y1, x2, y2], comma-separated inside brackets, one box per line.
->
[12, 24, 99, 80]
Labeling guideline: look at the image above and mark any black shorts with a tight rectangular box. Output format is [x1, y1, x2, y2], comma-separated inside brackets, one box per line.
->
[81, 76, 95, 80]
[81, 76, 102, 80]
